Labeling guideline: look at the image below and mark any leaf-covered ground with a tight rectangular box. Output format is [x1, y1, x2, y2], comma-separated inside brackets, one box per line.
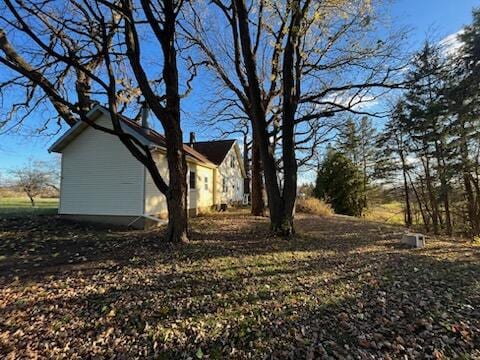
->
[1, 212, 479, 359]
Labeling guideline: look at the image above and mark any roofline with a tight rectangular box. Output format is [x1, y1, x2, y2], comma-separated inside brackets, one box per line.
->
[190, 139, 236, 144]
[48, 104, 216, 167]
[189, 139, 237, 166]
[48, 104, 108, 153]
[232, 142, 247, 178]
[151, 146, 217, 169]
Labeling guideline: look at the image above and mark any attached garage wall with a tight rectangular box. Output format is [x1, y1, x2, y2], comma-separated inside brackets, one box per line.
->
[144, 152, 169, 216]
[190, 163, 215, 209]
[59, 115, 144, 216]
[144, 152, 215, 215]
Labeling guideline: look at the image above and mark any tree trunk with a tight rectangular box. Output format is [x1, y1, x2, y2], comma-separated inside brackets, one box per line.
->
[362, 152, 368, 211]
[400, 152, 412, 227]
[463, 172, 478, 235]
[124, 0, 189, 243]
[422, 155, 440, 234]
[160, 0, 189, 243]
[459, 122, 479, 236]
[27, 193, 35, 207]
[233, 0, 288, 234]
[408, 172, 430, 232]
[165, 169, 189, 244]
[243, 131, 251, 196]
[251, 129, 265, 216]
[435, 141, 452, 235]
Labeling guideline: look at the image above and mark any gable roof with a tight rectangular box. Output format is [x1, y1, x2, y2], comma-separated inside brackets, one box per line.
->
[120, 115, 213, 165]
[189, 139, 236, 166]
[48, 105, 214, 166]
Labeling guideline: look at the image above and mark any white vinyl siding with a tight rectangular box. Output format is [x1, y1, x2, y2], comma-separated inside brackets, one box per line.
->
[59, 115, 144, 216]
[217, 145, 244, 204]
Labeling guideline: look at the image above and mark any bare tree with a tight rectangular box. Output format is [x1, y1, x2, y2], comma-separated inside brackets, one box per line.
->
[183, 0, 406, 235]
[10, 160, 58, 207]
[196, 92, 266, 215]
[0, 0, 190, 242]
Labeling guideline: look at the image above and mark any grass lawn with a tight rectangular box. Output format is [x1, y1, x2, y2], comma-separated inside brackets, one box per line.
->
[364, 201, 405, 225]
[0, 196, 58, 217]
[0, 211, 479, 358]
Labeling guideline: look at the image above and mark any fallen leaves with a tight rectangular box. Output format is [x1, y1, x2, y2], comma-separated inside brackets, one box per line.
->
[0, 213, 479, 358]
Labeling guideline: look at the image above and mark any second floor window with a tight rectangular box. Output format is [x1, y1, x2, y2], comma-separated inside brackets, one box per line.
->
[204, 176, 208, 190]
[223, 177, 227, 192]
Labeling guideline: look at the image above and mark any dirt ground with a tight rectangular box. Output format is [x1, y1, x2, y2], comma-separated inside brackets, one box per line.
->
[0, 212, 479, 359]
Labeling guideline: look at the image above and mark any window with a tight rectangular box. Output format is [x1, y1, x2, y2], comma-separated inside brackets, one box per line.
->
[222, 177, 228, 192]
[204, 176, 208, 190]
[189, 171, 196, 189]
[230, 155, 235, 168]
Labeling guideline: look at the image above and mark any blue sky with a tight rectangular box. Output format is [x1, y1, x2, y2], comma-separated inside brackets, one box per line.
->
[0, 0, 478, 176]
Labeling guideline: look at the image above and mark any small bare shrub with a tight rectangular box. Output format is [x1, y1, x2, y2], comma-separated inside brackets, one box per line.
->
[296, 197, 333, 217]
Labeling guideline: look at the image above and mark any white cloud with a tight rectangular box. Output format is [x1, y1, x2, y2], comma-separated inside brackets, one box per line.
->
[440, 30, 464, 56]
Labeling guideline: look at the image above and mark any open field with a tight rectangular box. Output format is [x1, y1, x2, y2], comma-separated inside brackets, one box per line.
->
[364, 201, 405, 225]
[0, 211, 479, 359]
[0, 197, 58, 217]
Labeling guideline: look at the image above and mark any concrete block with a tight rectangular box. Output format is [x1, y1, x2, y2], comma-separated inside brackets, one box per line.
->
[402, 233, 426, 248]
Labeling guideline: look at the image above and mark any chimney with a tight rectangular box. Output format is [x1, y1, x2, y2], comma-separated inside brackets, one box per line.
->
[189, 132, 196, 145]
[141, 102, 149, 128]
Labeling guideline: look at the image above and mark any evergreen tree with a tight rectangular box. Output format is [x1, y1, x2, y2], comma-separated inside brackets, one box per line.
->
[404, 42, 451, 234]
[358, 116, 378, 207]
[376, 100, 414, 227]
[337, 118, 360, 165]
[337, 116, 378, 208]
[444, 8, 480, 236]
[314, 149, 365, 216]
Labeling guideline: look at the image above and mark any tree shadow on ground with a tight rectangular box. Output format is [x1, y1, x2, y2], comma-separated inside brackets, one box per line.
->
[0, 213, 404, 284]
[1, 213, 479, 358]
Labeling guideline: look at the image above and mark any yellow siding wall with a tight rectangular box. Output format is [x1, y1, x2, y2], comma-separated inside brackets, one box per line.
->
[144, 151, 216, 215]
[190, 162, 215, 209]
[144, 152, 169, 215]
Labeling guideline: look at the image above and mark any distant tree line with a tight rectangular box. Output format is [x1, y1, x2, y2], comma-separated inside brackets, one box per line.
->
[313, 9, 480, 238]
[378, 10, 480, 237]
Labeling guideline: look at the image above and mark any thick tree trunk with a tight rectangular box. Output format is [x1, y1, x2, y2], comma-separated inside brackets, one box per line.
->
[233, 0, 287, 234]
[243, 132, 251, 196]
[251, 130, 265, 216]
[123, 0, 189, 243]
[160, 1, 189, 243]
[274, 0, 305, 237]
[165, 162, 189, 244]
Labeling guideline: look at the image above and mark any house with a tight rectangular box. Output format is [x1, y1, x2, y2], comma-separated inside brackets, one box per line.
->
[48, 104, 246, 229]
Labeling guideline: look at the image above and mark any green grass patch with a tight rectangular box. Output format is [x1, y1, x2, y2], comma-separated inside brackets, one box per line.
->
[364, 201, 405, 225]
[0, 196, 58, 217]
